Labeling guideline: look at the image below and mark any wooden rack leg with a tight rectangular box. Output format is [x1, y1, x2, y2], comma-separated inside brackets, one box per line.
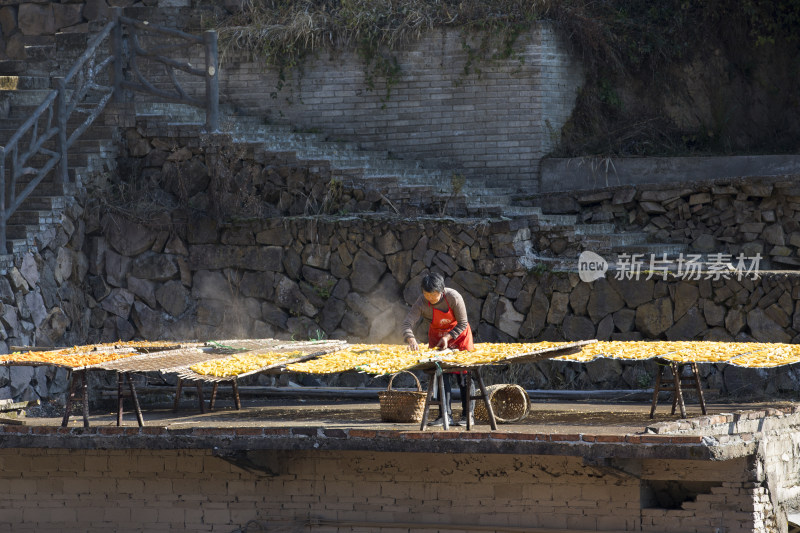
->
[128, 375, 144, 427]
[61, 371, 76, 427]
[692, 363, 707, 415]
[196, 383, 206, 413]
[649, 364, 664, 419]
[117, 373, 124, 426]
[173, 379, 183, 412]
[466, 374, 475, 431]
[438, 373, 449, 430]
[475, 369, 497, 431]
[80, 371, 89, 428]
[672, 363, 687, 418]
[233, 379, 242, 410]
[117, 373, 145, 427]
[209, 383, 219, 410]
[420, 372, 436, 431]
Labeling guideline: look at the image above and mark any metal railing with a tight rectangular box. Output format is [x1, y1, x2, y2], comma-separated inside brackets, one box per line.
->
[0, 7, 218, 254]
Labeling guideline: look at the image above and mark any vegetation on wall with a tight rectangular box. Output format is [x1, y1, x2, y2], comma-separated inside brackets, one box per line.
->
[208, 0, 800, 157]
[208, 0, 548, 99]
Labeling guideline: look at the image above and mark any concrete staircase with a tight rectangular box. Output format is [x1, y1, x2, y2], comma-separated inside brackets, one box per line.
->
[134, 102, 546, 219]
[1, 71, 671, 271]
[131, 102, 680, 267]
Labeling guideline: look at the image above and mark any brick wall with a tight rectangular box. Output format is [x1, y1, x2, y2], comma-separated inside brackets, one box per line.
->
[0, 445, 776, 532]
[215, 26, 583, 193]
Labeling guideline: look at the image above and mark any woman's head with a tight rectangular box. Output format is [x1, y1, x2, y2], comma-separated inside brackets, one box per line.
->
[421, 272, 445, 304]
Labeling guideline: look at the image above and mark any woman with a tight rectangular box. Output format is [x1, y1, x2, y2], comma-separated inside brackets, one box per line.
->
[401, 272, 474, 426]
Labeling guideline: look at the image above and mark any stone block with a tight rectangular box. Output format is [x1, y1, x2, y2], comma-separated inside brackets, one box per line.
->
[301, 244, 330, 269]
[546, 292, 569, 325]
[519, 287, 548, 339]
[191, 270, 233, 301]
[613, 308, 636, 332]
[608, 278, 653, 309]
[763, 224, 786, 246]
[156, 280, 189, 317]
[9, 365, 33, 397]
[189, 245, 283, 272]
[52, 3, 83, 31]
[275, 275, 317, 317]
[186, 216, 218, 244]
[562, 315, 595, 340]
[742, 183, 773, 197]
[747, 307, 791, 343]
[131, 253, 179, 281]
[672, 282, 699, 321]
[495, 296, 524, 338]
[83, 0, 111, 22]
[691, 234, 717, 253]
[586, 279, 625, 324]
[0, 6, 16, 37]
[18, 3, 55, 36]
[19, 252, 39, 288]
[100, 288, 135, 320]
[688, 192, 711, 205]
[261, 302, 288, 330]
[23, 290, 47, 328]
[0, 277, 14, 304]
[195, 299, 226, 327]
[703, 300, 726, 327]
[665, 307, 706, 340]
[635, 297, 673, 338]
[4, 32, 25, 59]
[349, 250, 386, 293]
[596, 314, 614, 340]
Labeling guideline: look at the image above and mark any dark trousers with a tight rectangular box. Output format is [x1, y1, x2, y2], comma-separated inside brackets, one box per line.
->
[440, 373, 472, 417]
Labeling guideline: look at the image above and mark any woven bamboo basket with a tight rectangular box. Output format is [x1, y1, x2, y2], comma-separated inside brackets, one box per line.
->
[378, 371, 427, 423]
[474, 384, 530, 423]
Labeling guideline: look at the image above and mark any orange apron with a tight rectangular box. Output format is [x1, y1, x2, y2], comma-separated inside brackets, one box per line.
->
[428, 294, 474, 351]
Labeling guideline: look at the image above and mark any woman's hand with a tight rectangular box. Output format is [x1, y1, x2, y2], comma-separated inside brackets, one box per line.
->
[436, 336, 449, 350]
[407, 338, 419, 351]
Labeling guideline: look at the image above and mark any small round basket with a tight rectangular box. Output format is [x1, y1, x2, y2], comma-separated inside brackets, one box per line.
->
[378, 371, 427, 423]
[474, 384, 530, 423]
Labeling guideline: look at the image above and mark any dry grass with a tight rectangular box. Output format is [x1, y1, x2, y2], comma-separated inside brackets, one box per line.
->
[212, 0, 552, 65]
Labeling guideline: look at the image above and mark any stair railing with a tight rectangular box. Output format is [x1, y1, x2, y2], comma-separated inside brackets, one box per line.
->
[113, 8, 219, 130]
[0, 7, 219, 254]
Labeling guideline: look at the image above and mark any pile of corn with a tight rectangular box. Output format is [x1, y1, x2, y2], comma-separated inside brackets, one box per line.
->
[1, 340, 181, 368]
[287, 340, 800, 376]
[189, 350, 307, 378]
[286, 342, 575, 375]
[554, 341, 800, 368]
[287, 344, 430, 375]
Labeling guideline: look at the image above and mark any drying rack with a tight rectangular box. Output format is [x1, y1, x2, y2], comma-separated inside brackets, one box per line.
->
[405, 340, 595, 431]
[170, 339, 348, 413]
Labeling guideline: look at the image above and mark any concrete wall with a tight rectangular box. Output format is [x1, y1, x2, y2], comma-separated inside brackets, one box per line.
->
[212, 26, 583, 194]
[0, 447, 776, 532]
[540, 155, 800, 193]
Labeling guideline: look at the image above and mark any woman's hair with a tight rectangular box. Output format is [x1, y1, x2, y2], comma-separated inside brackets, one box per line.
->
[421, 272, 445, 293]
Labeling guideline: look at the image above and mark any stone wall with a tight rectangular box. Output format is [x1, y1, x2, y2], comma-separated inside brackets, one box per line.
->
[0, 132, 766, 401]
[524, 175, 800, 268]
[0, 447, 777, 532]
[7, 135, 800, 403]
[0, 199, 89, 402]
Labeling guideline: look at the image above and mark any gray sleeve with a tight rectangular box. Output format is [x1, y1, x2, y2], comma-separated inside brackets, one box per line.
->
[401, 296, 426, 341]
